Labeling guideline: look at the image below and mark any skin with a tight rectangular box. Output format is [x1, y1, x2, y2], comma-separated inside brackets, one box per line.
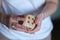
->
[11, 0, 58, 34]
[0, 0, 58, 34]
[29, 0, 58, 34]
[27, 0, 58, 34]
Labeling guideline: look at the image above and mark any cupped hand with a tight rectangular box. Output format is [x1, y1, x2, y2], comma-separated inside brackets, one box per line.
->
[12, 23, 28, 33]
[10, 14, 44, 34]
[27, 13, 44, 34]
[10, 16, 28, 33]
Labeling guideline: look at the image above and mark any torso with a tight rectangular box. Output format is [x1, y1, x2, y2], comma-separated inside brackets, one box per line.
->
[1, 0, 53, 39]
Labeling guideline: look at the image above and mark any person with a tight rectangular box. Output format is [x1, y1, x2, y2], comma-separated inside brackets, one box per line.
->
[0, 0, 58, 40]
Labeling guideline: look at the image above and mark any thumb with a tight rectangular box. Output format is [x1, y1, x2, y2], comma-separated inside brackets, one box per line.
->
[35, 18, 40, 25]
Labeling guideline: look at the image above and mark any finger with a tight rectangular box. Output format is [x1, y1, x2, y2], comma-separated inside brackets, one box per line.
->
[17, 17, 25, 21]
[11, 23, 24, 31]
[35, 20, 38, 24]
[20, 18, 25, 21]
[12, 25, 27, 32]
[16, 24, 23, 29]
[11, 24, 21, 30]
[27, 31, 35, 34]
[16, 24, 28, 32]
[31, 25, 40, 33]
[35, 20, 40, 26]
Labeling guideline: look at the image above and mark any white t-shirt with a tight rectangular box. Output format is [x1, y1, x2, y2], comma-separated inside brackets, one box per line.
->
[0, 0, 53, 40]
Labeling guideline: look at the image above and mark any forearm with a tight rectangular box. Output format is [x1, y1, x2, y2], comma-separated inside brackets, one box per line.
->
[42, 2, 58, 18]
[37, 1, 58, 19]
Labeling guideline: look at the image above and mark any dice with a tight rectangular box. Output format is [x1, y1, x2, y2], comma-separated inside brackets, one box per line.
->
[23, 15, 36, 30]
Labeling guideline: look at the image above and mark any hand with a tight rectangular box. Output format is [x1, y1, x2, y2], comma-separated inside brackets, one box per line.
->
[12, 23, 28, 33]
[27, 13, 44, 34]
[10, 16, 28, 33]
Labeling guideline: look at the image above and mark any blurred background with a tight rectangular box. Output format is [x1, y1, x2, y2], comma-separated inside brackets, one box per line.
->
[51, 0, 60, 40]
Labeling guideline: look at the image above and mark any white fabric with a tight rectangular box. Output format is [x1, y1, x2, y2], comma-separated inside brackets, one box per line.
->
[3, 0, 45, 15]
[0, 0, 53, 40]
[7, 0, 45, 14]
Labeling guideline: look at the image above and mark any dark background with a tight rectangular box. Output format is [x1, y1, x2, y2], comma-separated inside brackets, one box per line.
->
[51, 0, 60, 40]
